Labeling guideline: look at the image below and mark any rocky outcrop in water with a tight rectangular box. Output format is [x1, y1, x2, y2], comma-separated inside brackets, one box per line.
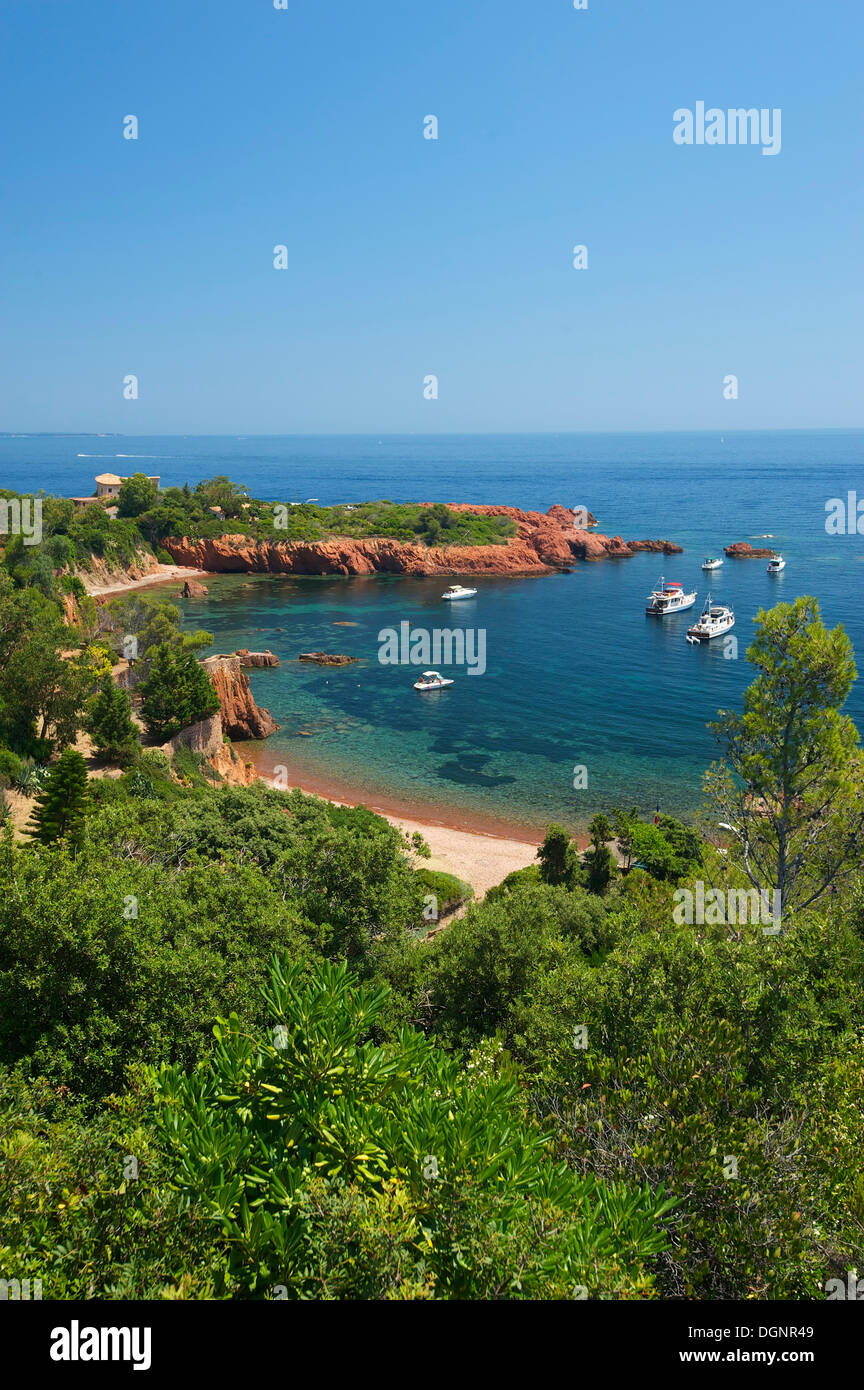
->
[182, 579, 209, 597]
[160, 504, 681, 577]
[221, 648, 280, 668]
[201, 655, 279, 740]
[725, 542, 777, 559]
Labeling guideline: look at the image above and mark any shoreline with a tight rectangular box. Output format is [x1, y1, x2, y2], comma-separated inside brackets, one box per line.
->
[81, 564, 213, 599]
[243, 743, 554, 841]
[239, 744, 593, 897]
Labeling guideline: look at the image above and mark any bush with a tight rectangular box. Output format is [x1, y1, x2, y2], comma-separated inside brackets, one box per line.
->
[0, 748, 22, 789]
[147, 959, 673, 1297]
[415, 867, 473, 920]
[139, 644, 220, 739]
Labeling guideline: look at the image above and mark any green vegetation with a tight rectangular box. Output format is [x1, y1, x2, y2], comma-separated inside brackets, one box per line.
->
[137, 489, 517, 549]
[0, 480, 518, 591]
[0, 586, 862, 1300]
[139, 644, 220, 739]
[704, 595, 864, 915]
[87, 674, 139, 766]
[28, 748, 90, 846]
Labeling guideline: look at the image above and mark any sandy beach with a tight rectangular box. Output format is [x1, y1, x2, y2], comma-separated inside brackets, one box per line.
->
[81, 564, 211, 599]
[386, 811, 540, 898]
[241, 747, 560, 897]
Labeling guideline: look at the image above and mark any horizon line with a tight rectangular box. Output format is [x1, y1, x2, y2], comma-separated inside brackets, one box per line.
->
[2, 426, 863, 440]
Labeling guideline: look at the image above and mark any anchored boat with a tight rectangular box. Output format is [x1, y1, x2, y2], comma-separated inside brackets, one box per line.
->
[686, 595, 735, 643]
[442, 584, 478, 600]
[413, 670, 454, 691]
[701, 556, 723, 571]
[646, 577, 697, 615]
[767, 555, 786, 573]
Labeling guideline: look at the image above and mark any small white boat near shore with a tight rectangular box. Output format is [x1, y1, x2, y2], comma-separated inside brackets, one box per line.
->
[414, 670, 454, 691]
[646, 577, 697, 615]
[701, 556, 723, 571]
[442, 584, 478, 600]
[686, 595, 735, 643]
[767, 555, 786, 573]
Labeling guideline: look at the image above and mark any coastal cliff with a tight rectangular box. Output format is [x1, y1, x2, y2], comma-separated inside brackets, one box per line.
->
[160, 712, 258, 786]
[202, 655, 279, 740]
[161, 504, 681, 577]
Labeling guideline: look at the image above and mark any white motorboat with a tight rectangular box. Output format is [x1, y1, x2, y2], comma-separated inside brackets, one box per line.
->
[414, 670, 454, 691]
[442, 584, 478, 600]
[767, 555, 786, 573]
[646, 577, 697, 615]
[686, 595, 735, 642]
[701, 556, 723, 571]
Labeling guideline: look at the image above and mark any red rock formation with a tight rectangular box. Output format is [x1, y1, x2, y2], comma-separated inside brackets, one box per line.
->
[160, 712, 258, 785]
[201, 655, 279, 740]
[229, 649, 280, 668]
[60, 592, 81, 627]
[182, 579, 209, 597]
[161, 713, 224, 759]
[725, 542, 777, 559]
[161, 505, 680, 577]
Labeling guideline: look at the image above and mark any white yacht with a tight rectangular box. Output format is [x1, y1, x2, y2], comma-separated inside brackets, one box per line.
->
[442, 584, 478, 600]
[646, 578, 697, 615]
[686, 595, 735, 643]
[701, 556, 723, 571]
[414, 670, 454, 691]
[767, 555, 786, 573]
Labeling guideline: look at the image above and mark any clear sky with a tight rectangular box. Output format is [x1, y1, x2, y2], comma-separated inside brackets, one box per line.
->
[1, 0, 861, 434]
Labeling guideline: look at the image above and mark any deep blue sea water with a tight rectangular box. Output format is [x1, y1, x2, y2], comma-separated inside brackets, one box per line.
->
[3, 431, 863, 832]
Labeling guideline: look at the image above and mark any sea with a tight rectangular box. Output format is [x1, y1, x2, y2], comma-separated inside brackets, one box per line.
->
[2, 430, 863, 835]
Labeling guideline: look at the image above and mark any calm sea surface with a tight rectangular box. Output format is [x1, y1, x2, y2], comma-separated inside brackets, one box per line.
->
[3, 431, 863, 832]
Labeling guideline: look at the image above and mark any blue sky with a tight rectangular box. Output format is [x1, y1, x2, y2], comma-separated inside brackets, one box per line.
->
[1, 0, 861, 433]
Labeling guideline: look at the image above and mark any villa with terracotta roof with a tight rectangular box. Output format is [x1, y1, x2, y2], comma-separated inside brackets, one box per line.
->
[70, 472, 161, 507]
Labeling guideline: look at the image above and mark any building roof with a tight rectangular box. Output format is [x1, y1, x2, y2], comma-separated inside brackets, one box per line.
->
[95, 472, 123, 485]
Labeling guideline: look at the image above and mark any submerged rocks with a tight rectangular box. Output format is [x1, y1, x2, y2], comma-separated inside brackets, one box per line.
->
[298, 652, 358, 665]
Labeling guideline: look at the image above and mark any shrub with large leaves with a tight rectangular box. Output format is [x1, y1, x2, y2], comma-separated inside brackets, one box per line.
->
[151, 958, 674, 1298]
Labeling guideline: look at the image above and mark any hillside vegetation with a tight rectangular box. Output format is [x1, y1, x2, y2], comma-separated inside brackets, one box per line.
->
[0, 478, 517, 594]
[0, 509, 862, 1300]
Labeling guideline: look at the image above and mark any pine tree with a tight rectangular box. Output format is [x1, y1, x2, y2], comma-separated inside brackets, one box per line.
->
[87, 674, 139, 766]
[139, 643, 219, 739]
[582, 813, 617, 895]
[536, 823, 579, 888]
[29, 749, 90, 846]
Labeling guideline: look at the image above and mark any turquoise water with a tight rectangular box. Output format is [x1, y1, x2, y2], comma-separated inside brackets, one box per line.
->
[3, 430, 863, 832]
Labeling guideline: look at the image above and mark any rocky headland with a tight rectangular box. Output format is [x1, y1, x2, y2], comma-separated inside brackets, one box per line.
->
[161, 504, 682, 577]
